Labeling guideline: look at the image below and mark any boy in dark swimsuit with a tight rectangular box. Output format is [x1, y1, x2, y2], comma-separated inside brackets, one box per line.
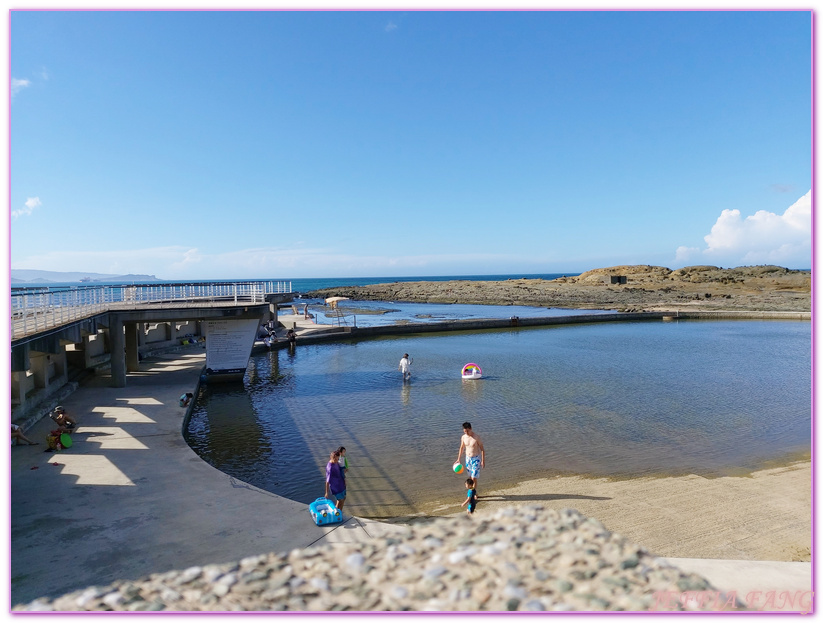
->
[461, 477, 477, 515]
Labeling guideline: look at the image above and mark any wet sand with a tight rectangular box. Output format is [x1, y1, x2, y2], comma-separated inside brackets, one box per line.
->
[404, 460, 811, 563]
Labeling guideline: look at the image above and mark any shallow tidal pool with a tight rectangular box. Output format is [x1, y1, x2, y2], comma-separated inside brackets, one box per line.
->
[185, 319, 811, 518]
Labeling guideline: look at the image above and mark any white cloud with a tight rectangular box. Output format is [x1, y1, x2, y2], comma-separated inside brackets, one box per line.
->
[674, 246, 701, 263]
[385, 21, 398, 32]
[674, 191, 811, 268]
[12, 197, 41, 218]
[11, 245, 529, 280]
[11, 78, 31, 97]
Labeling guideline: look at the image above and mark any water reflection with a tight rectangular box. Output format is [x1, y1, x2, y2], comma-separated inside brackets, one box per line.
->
[460, 378, 485, 402]
[400, 383, 410, 406]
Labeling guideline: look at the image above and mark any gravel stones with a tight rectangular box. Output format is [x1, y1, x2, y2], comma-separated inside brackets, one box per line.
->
[14, 506, 741, 612]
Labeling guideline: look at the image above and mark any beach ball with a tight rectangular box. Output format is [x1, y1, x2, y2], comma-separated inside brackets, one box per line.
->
[453, 462, 464, 474]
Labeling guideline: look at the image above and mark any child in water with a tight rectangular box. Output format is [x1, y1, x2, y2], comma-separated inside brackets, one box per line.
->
[461, 477, 477, 515]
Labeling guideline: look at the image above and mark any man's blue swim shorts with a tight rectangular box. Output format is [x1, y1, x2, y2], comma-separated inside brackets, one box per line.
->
[466, 455, 481, 478]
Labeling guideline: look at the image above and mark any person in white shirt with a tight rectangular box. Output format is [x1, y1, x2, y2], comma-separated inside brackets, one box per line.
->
[398, 353, 412, 381]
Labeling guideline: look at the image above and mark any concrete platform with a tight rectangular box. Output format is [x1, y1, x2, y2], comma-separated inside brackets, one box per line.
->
[660, 558, 813, 613]
[9, 350, 812, 611]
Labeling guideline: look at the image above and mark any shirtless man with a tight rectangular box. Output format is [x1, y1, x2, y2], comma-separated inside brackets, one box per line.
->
[456, 421, 485, 495]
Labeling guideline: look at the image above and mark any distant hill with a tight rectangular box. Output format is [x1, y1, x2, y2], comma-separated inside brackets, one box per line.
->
[11, 270, 160, 284]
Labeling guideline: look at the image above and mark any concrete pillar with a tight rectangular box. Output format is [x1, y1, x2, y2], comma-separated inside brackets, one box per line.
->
[11, 342, 29, 373]
[84, 331, 107, 369]
[52, 345, 69, 388]
[125, 322, 140, 372]
[29, 351, 50, 390]
[109, 315, 127, 388]
[169, 321, 178, 343]
[11, 371, 33, 408]
[10, 343, 31, 408]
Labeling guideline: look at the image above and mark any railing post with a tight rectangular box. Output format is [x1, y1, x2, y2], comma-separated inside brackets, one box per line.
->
[22, 295, 28, 336]
[12, 279, 302, 339]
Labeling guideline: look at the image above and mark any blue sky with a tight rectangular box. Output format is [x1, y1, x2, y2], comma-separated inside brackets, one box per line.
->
[9, 10, 812, 279]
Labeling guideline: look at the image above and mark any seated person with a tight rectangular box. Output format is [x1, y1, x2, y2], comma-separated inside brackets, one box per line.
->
[179, 392, 194, 407]
[11, 424, 37, 446]
[50, 406, 77, 431]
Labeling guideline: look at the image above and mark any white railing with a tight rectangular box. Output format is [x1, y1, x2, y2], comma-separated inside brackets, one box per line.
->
[11, 281, 292, 340]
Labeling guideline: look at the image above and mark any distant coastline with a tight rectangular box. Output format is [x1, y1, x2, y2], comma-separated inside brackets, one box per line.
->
[11, 269, 159, 284]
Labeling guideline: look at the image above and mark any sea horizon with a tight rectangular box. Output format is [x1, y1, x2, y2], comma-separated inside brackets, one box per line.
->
[11, 272, 579, 293]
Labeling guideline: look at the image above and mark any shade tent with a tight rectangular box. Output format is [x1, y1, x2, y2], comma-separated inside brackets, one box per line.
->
[324, 296, 349, 310]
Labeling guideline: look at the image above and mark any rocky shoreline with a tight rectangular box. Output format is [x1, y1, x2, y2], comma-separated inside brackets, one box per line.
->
[307, 265, 810, 313]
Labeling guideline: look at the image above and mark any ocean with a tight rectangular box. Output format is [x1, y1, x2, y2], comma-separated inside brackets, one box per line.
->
[10, 273, 574, 293]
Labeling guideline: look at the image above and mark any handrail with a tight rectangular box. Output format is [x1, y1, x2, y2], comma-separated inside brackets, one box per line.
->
[11, 280, 292, 340]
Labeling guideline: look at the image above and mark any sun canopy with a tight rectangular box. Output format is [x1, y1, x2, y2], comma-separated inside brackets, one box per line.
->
[325, 296, 349, 309]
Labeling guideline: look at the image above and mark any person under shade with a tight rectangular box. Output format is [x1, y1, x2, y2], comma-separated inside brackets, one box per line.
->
[11, 424, 37, 446]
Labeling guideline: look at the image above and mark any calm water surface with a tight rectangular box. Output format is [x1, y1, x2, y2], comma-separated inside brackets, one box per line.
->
[185, 320, 810, 518]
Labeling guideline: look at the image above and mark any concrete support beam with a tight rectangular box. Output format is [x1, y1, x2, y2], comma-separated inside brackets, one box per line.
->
[30, 351, 49, 390]
[84, 331, 108, 368]
[11, 342, 30, 373]
[109, 315, 126, 388]
[138, 323, 149, 348]
[11, 371, 34, 407]
[26, 347, 68, 398]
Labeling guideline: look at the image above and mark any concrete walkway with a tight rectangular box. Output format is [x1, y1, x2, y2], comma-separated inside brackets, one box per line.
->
[10, 350, 398, 607]
[10, 348, 812, 611]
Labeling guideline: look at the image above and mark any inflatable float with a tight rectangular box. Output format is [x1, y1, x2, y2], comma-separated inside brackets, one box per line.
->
[309, 497, 343, 526]
[461, 363, 482, 380]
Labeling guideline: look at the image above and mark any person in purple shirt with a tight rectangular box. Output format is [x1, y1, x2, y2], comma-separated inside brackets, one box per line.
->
[325, 450, 347, 511]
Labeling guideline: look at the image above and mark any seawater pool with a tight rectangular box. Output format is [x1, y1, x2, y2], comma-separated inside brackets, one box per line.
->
[296, 298, 611, 327]
[184, 319, 811, 519]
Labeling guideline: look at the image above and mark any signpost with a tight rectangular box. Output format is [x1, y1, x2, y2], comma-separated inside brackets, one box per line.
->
[203, 318, 260, 382]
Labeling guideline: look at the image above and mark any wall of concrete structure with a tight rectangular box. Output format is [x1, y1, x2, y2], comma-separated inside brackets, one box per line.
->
[138, 320, 202, 353]
[11, 319, 210, 422]
[11, 344, 69, 420]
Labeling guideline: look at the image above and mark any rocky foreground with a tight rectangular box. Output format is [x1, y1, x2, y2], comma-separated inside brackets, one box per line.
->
[308, 265, 810, 313]
[17, 507, 741, 612]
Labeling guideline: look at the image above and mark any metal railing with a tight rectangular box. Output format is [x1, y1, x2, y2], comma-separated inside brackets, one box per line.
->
[11, 281, 292, 340]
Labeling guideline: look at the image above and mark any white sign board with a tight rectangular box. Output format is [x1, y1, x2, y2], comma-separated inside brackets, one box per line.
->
[204, 318, 260, 376]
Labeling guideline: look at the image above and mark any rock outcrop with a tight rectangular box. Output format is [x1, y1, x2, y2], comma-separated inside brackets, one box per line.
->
[307, 265, 810, 313]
